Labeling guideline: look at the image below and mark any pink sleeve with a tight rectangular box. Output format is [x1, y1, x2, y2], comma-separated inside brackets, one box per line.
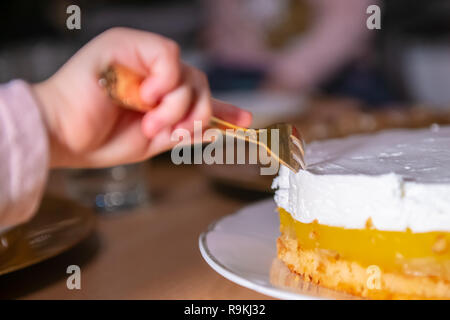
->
[0, 80, 49, 228]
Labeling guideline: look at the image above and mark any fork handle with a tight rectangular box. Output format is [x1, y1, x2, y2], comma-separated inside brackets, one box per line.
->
[209, 116, 246, 131]
[209, 116, 258, 144]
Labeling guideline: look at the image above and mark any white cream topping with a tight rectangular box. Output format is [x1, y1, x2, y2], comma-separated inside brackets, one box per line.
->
[272, 125, 450, 232]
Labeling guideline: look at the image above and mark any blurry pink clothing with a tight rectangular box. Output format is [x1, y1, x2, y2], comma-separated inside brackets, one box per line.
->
[0, 80, 48, 228]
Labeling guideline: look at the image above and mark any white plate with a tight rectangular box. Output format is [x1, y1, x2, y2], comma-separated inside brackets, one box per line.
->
[199, 199, 355, 300]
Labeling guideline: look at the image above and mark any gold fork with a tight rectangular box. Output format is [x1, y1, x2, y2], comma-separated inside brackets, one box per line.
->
[210, 116, 306, 173]
[100, 63, 306, 173]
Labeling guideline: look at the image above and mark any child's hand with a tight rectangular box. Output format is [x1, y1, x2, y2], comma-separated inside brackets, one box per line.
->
[32, 27, 252, 168]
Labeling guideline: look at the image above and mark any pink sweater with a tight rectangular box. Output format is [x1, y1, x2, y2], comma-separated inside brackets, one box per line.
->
[0, 80, 48, 229]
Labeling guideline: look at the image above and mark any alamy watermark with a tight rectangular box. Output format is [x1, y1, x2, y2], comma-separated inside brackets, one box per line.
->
[66, 5, 81, 30]
[366, 265, 381, 290]
[66, 265, 81, 290]
[366, 4, 381, 30]
[170, 121, 280, 175]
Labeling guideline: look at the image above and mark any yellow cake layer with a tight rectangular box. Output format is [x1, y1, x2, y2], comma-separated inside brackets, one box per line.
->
[277, 231, 450, 299]
[279, 208, 450, 280]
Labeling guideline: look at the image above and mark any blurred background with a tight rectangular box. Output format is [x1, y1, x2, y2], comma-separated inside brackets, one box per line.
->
[2, 0, 450, 209]
[2, 0, 450, 104]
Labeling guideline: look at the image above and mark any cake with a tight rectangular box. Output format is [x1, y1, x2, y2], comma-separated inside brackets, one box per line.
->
[272, 125, 450, 299]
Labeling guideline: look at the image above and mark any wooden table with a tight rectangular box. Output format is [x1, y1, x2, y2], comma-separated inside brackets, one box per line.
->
[0, 154, 272, 299]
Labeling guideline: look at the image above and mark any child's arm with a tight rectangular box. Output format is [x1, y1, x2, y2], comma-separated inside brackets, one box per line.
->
[0, 80, 49, 228]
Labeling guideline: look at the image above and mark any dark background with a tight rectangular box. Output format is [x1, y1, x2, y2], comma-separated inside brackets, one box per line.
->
[1, 0, 450, 106]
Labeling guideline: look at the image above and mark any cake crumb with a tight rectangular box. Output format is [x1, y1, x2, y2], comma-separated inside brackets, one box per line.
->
[432, 235, 448, 254]
[365, 217, 374, 230]
[309, 230, 318, 240]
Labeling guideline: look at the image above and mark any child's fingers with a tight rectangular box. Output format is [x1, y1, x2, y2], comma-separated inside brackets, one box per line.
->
[212, 98, 253, 128]
[98, 28, 182, 108]
[174, 67, 212, 135]
[141, 81, 193, 139]
[138, 36, 181, 107]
